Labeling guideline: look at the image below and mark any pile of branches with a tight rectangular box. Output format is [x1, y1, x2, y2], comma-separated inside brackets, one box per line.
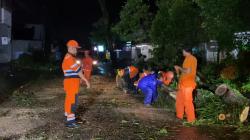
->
[195, 87, 249, 125]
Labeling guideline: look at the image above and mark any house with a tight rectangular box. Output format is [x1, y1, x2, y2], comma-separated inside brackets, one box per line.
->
[0, 0, 12, 63]
[134, 43, 153, 60]
[12, 24, 45, 59]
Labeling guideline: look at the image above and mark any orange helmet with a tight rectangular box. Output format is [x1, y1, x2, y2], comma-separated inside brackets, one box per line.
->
[66, 40, 81, 48]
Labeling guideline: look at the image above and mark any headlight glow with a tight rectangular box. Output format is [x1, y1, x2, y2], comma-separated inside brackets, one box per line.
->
[93, 60, 98, 65]
[76, 60, 81, 64]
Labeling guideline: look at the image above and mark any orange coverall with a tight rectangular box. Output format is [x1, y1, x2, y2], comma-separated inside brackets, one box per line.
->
[82, 56, 93, 81]
[128, 66, 139, 79]
[62, 53, 81, 123]
[176, 54, 197, 122]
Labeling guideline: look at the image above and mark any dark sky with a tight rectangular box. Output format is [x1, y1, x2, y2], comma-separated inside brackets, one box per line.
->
[12, 0, 126, 45]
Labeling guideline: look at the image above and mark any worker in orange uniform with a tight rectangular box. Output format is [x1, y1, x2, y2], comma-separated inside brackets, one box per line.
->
[82, 50, 93, 82]
[174, 48, 197, 123]
[118, 65, 139, 94]
[62, 40, 90, 128]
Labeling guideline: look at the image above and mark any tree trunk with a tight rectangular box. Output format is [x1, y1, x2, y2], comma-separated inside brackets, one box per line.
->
[97, 0, 113, 50]
[215, 84, 249, 105]
[161, 85, 177, 100]
[240, 106, 250, 123]
[215, 84, 228, 96]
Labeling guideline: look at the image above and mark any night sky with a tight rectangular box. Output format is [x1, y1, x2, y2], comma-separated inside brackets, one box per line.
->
[12, 0, 126, 45]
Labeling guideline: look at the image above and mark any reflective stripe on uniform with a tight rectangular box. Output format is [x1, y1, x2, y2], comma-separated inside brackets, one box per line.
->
[67, 114, 75, 121]
[67, 117, 76, 121]
[64, 73, 79, 76]
[64, 70, 74, 72]
[70, 63, 79, 68]
[75, 67, 81, 73]
[64, 67, 81, 77]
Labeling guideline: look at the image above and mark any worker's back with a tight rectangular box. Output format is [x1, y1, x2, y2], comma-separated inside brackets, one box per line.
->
[138, 74, 161, 90]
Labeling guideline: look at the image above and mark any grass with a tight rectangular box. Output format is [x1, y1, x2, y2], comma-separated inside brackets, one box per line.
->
[153, 89, 176, 112]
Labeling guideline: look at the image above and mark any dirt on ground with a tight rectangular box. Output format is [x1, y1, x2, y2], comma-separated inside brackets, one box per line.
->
[0, 76, 180, 140]
[0, 75, 250, 140]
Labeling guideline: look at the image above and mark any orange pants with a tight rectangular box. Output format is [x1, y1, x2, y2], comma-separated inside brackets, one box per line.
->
[176, 86, 195, 122]
[84, 70, 92, 81]
[64, 78, 80, 121]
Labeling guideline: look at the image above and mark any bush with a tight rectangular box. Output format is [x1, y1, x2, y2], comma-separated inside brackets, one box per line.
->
[195, 89, 247, 125]
[241, 78, 250, 94]
[12, 53, 59, 72]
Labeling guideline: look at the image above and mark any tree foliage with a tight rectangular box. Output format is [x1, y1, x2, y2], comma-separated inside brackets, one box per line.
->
[112, 0, 152, 42]
[90, 0, 114, 49]
[150, 0, 203, 66]
[195, 0, 242, 51]
[112, 0, 250, 66]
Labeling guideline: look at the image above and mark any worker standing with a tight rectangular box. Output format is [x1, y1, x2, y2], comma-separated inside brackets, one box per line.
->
[62, 40, 90, 128]
[174, 48, 197, 123]
[82, 50, 93, 82]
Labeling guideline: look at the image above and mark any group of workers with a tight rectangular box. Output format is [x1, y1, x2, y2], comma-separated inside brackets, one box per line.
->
[117, 47, 197, 123]
[117, 64, 174, 105]
[62, 39, 197, 128]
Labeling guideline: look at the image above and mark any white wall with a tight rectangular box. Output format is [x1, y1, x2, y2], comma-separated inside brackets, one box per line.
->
[12, 40, 43, 60]
[0, 7, 11, 63]
[136, 44, 153, 60]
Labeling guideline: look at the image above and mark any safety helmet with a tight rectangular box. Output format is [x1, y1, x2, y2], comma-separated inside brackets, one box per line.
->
[66, 40, 81, 48]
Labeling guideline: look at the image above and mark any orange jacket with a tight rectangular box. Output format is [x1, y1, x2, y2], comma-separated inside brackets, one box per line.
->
[179, 55, 197, 88]
[128, 66, 139, 79]
[62, 53, 81, 78]
[118, 66, 139, 79]
[62, 53, 81, 94]
[82, 56, 93, 71]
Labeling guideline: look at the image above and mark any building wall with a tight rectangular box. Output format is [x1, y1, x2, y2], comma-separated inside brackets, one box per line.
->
[135, 44, 153, 60]
[0, 0, 12, 63]
[12, 40, 43, 60]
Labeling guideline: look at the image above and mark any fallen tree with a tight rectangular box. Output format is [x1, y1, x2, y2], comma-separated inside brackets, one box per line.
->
[215, 84, 249, 105]
[161, 83, 250, 123]
[117, 72, 250, 123]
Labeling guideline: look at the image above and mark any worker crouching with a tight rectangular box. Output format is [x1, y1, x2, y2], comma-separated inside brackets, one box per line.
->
[118, 65, 139, 94]
[137, 72, 164, 106]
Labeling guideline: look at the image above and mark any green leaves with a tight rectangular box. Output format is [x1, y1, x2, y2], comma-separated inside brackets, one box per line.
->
[150, 0, 204, 66]
[196, 0, 242, 51]
[112, 0, 152, 42]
